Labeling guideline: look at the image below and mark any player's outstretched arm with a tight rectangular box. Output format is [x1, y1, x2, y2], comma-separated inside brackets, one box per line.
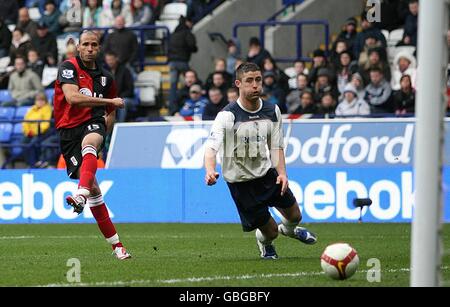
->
[62, 83, 125, 109]
[204, 147, 219, 186]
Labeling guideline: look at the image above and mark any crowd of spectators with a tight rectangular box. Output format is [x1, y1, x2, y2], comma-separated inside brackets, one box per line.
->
[170, 0, 437, 120]
[0, 0, 217, 168]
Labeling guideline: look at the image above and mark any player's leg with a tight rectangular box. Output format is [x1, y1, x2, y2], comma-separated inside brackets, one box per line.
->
[276, 203, 317, 244]
[226, 179, 279, 259]
[78, 131, 103, 195]
[66, 124, 104, 214]
[255, 217, 279, 259]
[88, 178, 131, 260]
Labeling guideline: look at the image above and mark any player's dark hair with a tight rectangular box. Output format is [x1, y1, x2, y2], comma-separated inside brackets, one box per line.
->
[235, 62, 261, 81]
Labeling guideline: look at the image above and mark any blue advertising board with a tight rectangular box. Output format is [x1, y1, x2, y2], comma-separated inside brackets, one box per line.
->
[107, 119, 450, 169]
[1, 119, 449, 224]
[0, 167, 449, 224]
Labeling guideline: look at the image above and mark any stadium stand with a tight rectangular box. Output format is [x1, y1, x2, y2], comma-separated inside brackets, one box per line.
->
[159, 2, 188, 21]
[0, 122, 12, 143]
[135, 70, 162, 107]
[0, 107, 15, 121]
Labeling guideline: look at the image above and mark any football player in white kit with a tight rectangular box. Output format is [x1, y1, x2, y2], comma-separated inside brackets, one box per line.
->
[204, 62, 317, 259]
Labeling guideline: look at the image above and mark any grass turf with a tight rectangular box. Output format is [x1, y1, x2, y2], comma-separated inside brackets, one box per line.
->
[0, 223, 449, 287]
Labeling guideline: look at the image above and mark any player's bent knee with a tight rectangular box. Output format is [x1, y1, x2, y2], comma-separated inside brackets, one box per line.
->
[90, 186, 101, 196]
[81, 145, 97, 158]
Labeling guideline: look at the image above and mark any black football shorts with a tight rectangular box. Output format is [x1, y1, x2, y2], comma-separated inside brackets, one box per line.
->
[226, 168, 297, 232]
[58, 118, 106, 179]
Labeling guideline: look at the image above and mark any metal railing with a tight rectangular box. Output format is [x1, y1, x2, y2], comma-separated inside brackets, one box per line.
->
[232, 20, 330, 63]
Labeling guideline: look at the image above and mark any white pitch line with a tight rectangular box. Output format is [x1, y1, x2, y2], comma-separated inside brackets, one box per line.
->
[156, 266, 450, 284]
[36, 266, 450, 287]
[0, 235, 100, 240]
[0, 236, 36, 240]
[41, 280, 154, 287]
[0, 234, 241, 240]
[157, 271, 324, 284]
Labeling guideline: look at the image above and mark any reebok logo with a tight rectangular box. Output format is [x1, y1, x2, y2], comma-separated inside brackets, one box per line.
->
[0, 174, 114, 221]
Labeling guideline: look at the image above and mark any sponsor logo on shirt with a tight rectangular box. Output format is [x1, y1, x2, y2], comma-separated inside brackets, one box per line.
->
[79, 88, 93, 97]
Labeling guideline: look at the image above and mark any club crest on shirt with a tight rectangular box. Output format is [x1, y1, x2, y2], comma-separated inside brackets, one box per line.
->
[62, 69, 74, 79]
[101, 76, 107, 87]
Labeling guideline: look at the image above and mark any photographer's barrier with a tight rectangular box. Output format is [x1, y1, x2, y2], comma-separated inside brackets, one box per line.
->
[1, 118, 449, 224]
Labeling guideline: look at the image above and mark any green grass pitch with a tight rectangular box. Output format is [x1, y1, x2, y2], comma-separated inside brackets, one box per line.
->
[0, 223, 449, 286]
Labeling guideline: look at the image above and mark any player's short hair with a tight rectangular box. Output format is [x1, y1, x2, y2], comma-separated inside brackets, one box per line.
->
[79, 30, 101, 44]
[235, 62, 261, 81]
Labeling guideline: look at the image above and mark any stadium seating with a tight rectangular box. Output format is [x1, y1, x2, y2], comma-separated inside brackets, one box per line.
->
[0, 56, 10, 73]
[45, 88, 55, 105]
[28, 7, 41, 21]
[0, 90, 13, 103]
[0, 123, 13, 143]
[155, 2, 187, 38]
[14, 106, 31, 121]
[159, 3, 188, 20]
[10, 123, 24, 156]
[25, 0, 38, 7]
[155, 19, 180, 38]
[381, 29, 390, 42]
[388, 28, 405, 47]
[135, 71, 162, 106]
[0, 107, 15, 121]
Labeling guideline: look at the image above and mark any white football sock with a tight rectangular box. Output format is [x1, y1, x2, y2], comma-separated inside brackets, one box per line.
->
[106, 233, 120, 245]
[278, 220, 298, 237]
[256, 229, 273, 246]
[76, 188, 90, 198]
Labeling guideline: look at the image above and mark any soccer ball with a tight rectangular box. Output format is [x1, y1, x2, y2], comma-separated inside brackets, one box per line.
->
[320, 243, 359, 280]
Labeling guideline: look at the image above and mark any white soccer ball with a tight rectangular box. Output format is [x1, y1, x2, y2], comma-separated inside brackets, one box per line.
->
[320, 243, 359, 280]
